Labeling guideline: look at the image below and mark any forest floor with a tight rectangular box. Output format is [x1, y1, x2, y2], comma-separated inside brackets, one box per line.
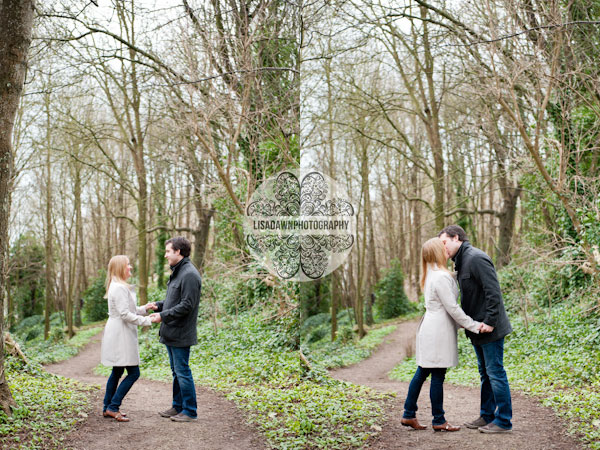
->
[44, 333, 267, 450]
[43, 319, 584, 450]
[331, 318, 583, 450]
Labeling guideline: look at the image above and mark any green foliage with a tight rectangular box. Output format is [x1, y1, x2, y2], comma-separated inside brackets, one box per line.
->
[11, 314, 53, 342]
[300, 312, 332, 344]
[9, 233, 46, 320]
[12, 323, 103, 365]
[498, 253, 596, 315]
[147, 285, 166, 303]
[299, 277, 331, 322]
[82, 270, 107, 322]
[0, 327, 103, 449]
[154, 228, 168, 289]
[390, 301, 600, 448]
[98, 313, 386, 449]
[305, 324, 397, 370]
[201, 264, 276, 317]
[374, 260, 415, 319]
[211, 194, 246, 262]
[300, 308, 361, 347]
[0, 361, 95, 450]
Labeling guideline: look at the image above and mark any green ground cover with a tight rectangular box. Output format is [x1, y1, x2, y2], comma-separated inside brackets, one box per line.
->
[1, 326, 102, 450]
[96, 313, 390, 449]
[389, 302, 600, 448]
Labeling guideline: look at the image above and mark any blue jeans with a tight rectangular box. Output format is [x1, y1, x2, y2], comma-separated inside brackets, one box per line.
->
[403, 366, 447, 425]
[166, 345, 197, 418]
[103, 366, 140, 412]
[473, 338, 512, 429]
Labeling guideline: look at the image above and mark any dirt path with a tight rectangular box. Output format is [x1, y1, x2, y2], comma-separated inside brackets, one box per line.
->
[332, 319, 582, 450]
[44, 332, 267, 450]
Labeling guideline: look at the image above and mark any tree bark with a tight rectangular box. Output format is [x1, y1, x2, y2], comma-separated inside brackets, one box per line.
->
[0, 0, 35, 415]
[192, 207, 214, 271]
[43, 92, 54, 340]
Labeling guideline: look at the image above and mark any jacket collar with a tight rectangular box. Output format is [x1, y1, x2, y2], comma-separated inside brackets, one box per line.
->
[451, 241, 471, 272]
[170, 256, 188, 275]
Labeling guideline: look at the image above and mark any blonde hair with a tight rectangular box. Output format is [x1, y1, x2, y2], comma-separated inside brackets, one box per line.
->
[104, 255, 130, 298]
[420, 238, 451, 291]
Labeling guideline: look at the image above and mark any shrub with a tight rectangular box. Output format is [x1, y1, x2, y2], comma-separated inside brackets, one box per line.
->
[147, 286, 166, 303]
[82, 270, 107, 322]
[11, 312, 64, 342]
[374, 259, 415, 319]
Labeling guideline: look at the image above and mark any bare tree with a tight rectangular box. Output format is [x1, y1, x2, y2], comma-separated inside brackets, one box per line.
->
[0, 0, 35, 415]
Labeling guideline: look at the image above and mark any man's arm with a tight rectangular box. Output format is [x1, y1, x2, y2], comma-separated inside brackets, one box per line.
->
[159, 274, 200, 323]
[145, 301, 164, 312]
[472, 255, 503, 328]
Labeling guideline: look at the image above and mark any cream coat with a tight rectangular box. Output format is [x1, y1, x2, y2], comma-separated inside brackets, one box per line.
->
[100, 281, 151, 367]
[415, 265, 481, 368]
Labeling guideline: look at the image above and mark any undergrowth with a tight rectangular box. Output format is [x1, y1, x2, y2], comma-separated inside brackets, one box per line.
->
[390, 302, 600, 448]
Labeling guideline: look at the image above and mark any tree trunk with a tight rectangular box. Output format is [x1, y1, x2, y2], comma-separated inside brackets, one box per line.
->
[0, 0, 35, 415]
[75, 167, 86, 327]
[330, 270, 339, 341]
[66, 164, 82, 337]
[496, 187, 521, 268]
[411, 168, 422, 297]
[192, 207, 213, 272]
[136, 172, 148, 305]
[421, 6, 445, 230]
[43, 92, 54, 340]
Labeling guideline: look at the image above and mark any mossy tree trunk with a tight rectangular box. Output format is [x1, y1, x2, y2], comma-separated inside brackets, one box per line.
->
[0, 0, 35, 415]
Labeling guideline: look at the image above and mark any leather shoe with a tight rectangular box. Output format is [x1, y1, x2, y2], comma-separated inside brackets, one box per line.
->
[159, 407, 179, 418]
[478, 423, 512, 433]
[170, 412, 198, 422]
[401, 418, 426, 430]
[432, 422, 460, 432]
[464, 416, 489, 429]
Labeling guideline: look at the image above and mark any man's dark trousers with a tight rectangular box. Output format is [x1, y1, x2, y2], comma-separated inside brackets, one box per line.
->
[166, 345, 197, 418]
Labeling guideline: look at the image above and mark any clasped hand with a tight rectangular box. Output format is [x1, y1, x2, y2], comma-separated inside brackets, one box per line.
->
[477, 322, 494, 333]
[144, 302, 162, 323]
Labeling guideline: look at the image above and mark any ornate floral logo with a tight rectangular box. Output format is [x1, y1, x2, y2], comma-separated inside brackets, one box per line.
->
[244, 170, 356, 281]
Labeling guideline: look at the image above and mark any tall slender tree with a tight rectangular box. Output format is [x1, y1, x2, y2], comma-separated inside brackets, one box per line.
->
[0, 0, 35, 415]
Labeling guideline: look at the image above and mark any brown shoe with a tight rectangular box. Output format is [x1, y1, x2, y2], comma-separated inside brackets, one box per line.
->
[103, 410, 127, 418]
[432, 422, 460, 432]
[104, 409, 130, 422]
[401, 418, 427, 430]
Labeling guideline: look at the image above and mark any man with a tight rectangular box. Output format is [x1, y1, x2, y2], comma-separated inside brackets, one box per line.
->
[148, 236, 202, 422]
[438, 225, 513, 433]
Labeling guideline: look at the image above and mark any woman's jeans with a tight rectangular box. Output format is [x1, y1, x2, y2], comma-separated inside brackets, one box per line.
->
[166, 345, 197, 418]
[473, 338, 513, 429]
[103, 366, 140, 413]
[403, 366, 447, 425]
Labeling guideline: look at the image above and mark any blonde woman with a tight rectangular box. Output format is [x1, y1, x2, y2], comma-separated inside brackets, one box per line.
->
[401, 238, 483, 432]
[100, 255, 154, 422]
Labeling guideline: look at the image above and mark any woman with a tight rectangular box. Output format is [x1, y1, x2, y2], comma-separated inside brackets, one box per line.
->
[401, 238, 481, 432]
[100, 255, 153, 422]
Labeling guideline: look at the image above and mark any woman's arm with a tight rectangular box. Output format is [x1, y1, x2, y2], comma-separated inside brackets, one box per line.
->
[111, 285, 152, 327]
[436, 274, 480, 333]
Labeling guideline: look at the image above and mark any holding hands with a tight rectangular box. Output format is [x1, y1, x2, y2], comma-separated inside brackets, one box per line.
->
[144, 302, 161, 323]
[149, 313, 162, 323]
[478, 322, 494, 333]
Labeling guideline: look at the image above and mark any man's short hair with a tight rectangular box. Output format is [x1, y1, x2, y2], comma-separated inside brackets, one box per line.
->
[438, 225, 469, 242]
[166, 236, 191, 257]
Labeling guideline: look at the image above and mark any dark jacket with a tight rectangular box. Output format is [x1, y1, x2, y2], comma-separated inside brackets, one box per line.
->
[155, 257, 202, 347]
[452, 241, 512, 345]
